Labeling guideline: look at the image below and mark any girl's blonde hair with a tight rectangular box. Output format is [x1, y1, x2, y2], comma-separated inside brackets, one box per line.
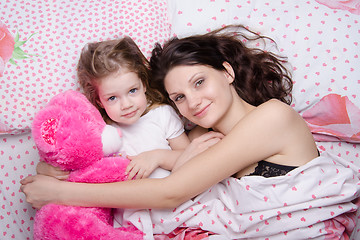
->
[78, 36, 164, 123]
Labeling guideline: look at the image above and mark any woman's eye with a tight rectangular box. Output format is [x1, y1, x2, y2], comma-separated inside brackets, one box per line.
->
[195, 79, 204, 87]
[174, 94, 184, 102]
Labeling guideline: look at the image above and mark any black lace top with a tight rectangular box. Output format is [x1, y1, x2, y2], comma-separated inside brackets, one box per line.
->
[247, 150, 320, 178]
[247, 161, 297, 178]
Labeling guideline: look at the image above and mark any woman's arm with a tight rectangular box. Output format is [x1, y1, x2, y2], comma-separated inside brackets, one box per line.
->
[21, 100, 313, 210]
[20, 129, 233, 209]
[20, 174, 181, 209]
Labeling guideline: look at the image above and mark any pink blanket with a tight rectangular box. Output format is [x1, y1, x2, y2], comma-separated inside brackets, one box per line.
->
[120, 152, 360, 239]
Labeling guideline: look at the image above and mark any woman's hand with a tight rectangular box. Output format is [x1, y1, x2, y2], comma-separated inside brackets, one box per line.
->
[20, 175, 63, 209]
[173, 131, 224, 171]
[36, 161, 70, 180]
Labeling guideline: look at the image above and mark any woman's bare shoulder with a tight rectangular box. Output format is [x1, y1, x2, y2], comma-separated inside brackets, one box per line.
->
[251, 99, 298, 126]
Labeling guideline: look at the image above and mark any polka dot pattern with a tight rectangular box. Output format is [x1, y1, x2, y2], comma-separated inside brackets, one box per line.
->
[1, 0, 360, 239]
[0, 0, 170, 133]
[1, 0, 169, 238]
[168, 2, 360, 237]
[1, 132, 38, 239]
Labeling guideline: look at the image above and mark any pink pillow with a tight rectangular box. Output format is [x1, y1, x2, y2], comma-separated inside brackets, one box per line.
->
[302, 94, 360, 143]
[0, 0, 170, 134]
[315, 0, 360, 15]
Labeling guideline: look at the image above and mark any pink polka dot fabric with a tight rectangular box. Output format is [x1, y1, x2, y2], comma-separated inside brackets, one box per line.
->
[1, 132, 38, 239]
[1, 0, 170, 238]
[0, 0, 170, 134]
[167, 1, 360, 238]
[1, 0, 360, 239]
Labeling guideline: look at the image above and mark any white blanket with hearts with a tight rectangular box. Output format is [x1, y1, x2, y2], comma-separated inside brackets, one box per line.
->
[118, 152, 360, 239]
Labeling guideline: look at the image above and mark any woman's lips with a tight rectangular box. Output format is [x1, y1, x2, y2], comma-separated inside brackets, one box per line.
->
[194, 104, 210, 118]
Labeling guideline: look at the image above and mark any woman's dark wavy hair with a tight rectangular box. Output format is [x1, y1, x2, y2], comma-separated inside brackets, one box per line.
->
[149, 25, 293, 110]
[78, 36, 163, 123]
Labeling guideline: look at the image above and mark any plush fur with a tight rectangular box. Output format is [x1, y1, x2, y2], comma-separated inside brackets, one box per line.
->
[31, 90, 143, 240]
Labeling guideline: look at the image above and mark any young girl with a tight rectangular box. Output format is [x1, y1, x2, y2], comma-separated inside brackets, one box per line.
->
[37, 36, 191, 180]
[21, 26, 359, 239]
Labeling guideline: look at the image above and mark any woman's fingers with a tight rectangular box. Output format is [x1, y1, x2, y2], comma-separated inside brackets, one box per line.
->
[194, 131, 224, 142]
[20, 175, 35, 185]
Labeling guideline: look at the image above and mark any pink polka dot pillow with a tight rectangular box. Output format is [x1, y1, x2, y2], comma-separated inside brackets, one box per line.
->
[168, 0, 360, 143]
[0, 0, 170, 134]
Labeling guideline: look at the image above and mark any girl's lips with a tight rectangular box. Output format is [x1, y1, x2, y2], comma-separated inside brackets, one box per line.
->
[194, 104, 210, 117]
[122, 109, 137, 118]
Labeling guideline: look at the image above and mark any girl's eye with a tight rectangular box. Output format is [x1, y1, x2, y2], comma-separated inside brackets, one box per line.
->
[108, 96, 116, 101]
[129, 88, 137, 94]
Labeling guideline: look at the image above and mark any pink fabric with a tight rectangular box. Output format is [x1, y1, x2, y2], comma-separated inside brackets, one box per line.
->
[154, 227, 214, 240]
[1, 0, 170, 132]
[302, 94, 360, 143]
[124, 152, 360, 239]
[316, 0, 360, 15]
[0, 20, 14, 77]
[324, 211, 358, 240]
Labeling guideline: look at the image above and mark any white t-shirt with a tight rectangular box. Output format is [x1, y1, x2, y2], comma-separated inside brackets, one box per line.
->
[113, 105, 185, 232]
[114, 104, 185, 178]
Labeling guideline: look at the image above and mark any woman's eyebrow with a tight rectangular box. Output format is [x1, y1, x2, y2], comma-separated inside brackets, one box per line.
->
[168, 71, 204, 97]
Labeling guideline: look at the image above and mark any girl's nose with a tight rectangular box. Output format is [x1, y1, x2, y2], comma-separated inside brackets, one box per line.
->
[120, 97, 132, 110]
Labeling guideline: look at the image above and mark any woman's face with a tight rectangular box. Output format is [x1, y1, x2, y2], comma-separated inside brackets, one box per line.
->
[97, 69, 148, 125]
[164, 64, 234, 129]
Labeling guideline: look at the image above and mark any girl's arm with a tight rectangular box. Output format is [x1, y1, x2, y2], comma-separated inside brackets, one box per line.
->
[21, 101, 313, 210]
[126, 132, 190, 179]
[187, 125, 209, 141]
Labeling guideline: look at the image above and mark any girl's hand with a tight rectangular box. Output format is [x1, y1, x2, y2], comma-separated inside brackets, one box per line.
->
[125, 151, 160, 179]
[173, 131, 224, 171]
[20, 174, 63, 209]
[36, 161, 70, 180]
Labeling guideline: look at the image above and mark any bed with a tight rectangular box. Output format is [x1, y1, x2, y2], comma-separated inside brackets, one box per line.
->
[1, 0, 359, 239]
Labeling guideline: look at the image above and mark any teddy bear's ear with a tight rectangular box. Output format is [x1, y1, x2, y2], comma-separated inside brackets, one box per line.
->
[40, 117, 59, 145]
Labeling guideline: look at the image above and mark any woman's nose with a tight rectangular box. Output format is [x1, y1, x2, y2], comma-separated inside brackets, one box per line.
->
[187, 94, 201, 109]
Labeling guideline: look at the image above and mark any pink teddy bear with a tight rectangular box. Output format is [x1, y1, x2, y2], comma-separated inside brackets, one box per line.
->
[31, 90, 143, 240]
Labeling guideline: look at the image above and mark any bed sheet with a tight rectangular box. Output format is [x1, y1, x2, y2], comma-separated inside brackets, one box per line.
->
[126, 152, 359, 240]
[1, 0, 360, 239]
[2, 132, 359, 239]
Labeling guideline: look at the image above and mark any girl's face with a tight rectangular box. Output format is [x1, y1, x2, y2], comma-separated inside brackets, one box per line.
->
[164, 63, 234, 129]
[97, 69, 148, 125]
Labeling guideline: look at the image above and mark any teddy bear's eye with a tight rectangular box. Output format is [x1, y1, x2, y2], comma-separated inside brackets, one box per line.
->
[41, 118, 58, 145]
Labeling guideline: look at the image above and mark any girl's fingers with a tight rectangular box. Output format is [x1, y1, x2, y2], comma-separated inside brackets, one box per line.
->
[127, 166, 138, 180]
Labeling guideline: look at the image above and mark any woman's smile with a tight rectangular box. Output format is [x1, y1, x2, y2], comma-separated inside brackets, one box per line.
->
[194, 103, 211, 118]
